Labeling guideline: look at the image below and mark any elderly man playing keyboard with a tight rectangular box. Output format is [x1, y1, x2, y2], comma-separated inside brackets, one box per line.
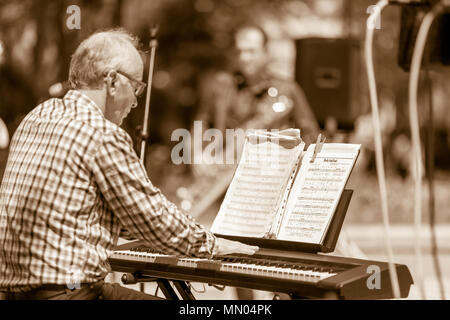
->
[0, 28, 258, 300]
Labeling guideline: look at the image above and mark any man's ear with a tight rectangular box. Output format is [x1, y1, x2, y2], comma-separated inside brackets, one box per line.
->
[105, 70, 118, 96]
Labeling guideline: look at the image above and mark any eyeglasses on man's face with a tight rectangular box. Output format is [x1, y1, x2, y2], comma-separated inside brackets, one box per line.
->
[116, 70, 147, 97]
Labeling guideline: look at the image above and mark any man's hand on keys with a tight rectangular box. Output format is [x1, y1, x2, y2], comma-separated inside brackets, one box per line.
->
[214, 237, 259, 256]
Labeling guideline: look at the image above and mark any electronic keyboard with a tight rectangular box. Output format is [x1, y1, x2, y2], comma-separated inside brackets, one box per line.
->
[109, 243, 413, 299]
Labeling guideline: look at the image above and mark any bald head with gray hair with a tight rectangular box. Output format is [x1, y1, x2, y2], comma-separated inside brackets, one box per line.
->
[69, 28, 142, 90]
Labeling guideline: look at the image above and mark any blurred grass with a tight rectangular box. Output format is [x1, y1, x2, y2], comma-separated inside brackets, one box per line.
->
[345, 169, 450, 224]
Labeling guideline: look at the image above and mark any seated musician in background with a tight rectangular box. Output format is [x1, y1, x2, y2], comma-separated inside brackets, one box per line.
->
[0, 28, 257, 300]
[195, 23, 319, 147]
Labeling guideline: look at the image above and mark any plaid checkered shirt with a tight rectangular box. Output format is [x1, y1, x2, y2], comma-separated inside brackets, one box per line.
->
[0, 90, 217, 292]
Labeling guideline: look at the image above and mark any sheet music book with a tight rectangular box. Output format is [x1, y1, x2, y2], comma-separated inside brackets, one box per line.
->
[211, 131, 360, 246]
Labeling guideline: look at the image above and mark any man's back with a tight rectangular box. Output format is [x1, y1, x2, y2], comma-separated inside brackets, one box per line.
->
[0, 90, 123, 291]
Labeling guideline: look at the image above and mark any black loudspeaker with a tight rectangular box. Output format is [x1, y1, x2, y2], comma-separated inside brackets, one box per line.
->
[295, 38, 360, 131]
[398, 6, 450, 71]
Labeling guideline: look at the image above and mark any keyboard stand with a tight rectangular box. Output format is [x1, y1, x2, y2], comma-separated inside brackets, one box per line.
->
[121, 272, 195, 300]
[172, 281, 196, 300]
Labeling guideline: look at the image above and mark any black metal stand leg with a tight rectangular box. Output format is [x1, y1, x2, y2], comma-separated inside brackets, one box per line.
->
[121, 273, 195, 300]
[156, 279, 179, 300]
[121, 273, 157, 284]
[173, 281, 196, 300]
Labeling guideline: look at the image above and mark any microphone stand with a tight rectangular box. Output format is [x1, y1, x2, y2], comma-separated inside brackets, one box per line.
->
[138, 26, 158, 294]
[139, 25, 159, 164]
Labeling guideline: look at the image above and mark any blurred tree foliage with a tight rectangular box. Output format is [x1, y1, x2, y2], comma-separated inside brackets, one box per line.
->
[0, 0, 123, 130]
[0, 0, 350, 145]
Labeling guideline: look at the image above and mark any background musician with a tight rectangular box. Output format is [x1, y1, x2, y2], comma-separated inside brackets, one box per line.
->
[0, 29, 258, 300]
[194, 23, 320, 148]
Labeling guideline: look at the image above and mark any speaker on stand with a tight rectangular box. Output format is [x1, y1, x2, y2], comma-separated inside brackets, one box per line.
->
[294, 37, 361, 137]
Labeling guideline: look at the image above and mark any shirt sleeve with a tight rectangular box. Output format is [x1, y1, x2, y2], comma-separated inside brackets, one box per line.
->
[90, 128, 217, 258]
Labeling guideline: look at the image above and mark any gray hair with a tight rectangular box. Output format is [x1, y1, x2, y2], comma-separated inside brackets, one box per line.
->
[68, 28, 141, 90]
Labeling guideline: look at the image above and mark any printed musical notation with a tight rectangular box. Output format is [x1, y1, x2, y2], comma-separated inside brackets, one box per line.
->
[277, 144, 360, 243]
[211, 139, 303, 237]
[211, 135, 360, 244]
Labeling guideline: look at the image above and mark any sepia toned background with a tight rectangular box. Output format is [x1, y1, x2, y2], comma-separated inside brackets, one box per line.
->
[1, 0, 449, 299]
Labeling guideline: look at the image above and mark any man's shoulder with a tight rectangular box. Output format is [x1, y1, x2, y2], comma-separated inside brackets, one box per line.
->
[59, 93, 124, 136]
[79, 117, 132, 150]
[35, 95, 131, 147]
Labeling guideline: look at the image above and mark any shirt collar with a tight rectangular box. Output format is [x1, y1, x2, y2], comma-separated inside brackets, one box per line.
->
[63, 90, 104, 115]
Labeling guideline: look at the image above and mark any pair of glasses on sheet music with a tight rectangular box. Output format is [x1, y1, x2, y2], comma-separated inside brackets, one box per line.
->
[116, 70, 147, 97]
